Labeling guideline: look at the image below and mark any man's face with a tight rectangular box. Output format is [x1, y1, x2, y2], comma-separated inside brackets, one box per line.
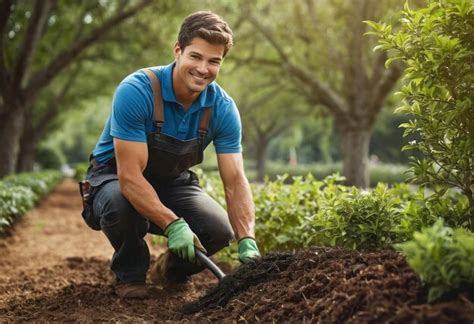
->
[173, 37, 225, 97]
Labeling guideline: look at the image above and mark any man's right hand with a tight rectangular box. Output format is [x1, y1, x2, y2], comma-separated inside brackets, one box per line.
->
[164, 218, 206, 263]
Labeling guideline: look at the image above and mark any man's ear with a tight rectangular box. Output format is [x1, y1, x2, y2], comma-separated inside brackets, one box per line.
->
[173, 41, 181, 59]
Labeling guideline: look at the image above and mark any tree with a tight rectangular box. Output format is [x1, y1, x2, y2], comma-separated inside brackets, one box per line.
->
[232, 0, 404, 187]
[241, 87, 309, 182]
[15, 62, 83, 171]
[0, 0, 154, 177]
[221, 63, 309, 181]
[371, 0, 474, 230]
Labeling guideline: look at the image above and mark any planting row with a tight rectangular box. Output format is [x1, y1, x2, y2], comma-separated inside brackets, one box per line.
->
[0, 170, 63, 235]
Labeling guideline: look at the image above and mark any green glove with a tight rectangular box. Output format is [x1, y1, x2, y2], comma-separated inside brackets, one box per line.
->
[165, 218, 206, 264]
[238, 237, 261, 263]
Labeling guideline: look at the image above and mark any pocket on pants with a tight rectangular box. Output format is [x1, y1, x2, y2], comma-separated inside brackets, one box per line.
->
[81, 204, 101, 230]
[81, 173, 119, 231]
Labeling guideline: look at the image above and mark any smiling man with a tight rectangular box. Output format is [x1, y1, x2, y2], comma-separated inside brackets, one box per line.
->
[79, 11, 260, 299]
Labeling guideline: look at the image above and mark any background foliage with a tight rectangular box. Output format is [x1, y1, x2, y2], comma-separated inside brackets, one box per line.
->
[1, 0, 421, 189]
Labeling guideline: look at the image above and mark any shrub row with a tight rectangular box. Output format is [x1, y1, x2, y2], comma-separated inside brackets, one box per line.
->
[197, 171, 469, 252]
[255, 175, 469, 252]
[0, 170, 63, 235]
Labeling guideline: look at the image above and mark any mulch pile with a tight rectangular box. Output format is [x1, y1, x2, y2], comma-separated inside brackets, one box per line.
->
[183, 247, 474, 323]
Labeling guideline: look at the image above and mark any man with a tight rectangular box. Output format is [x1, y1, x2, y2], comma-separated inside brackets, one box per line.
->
[79, 11, 260, 299]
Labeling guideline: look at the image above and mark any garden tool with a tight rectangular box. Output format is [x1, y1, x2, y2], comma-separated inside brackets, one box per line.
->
[195, 249, 226, 282]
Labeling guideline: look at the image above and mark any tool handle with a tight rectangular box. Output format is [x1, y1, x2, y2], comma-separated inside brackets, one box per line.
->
[195, 249, 226, 282]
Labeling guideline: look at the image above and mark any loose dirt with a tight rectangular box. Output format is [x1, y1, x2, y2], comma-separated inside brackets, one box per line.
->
[1, 179, 473, 322]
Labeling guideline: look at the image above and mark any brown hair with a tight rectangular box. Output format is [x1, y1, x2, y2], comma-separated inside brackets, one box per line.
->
[178, 11, 233, 57]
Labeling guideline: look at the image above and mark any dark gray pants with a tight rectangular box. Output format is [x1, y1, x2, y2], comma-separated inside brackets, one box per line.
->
[89, 171, 234, 284]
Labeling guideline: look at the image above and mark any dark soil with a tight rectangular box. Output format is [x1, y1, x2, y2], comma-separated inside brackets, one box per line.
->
[184, 248, 474, 323]
[1, 179, 473, 322]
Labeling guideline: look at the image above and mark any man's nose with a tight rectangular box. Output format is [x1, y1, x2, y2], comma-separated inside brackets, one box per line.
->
[196, 61, 209, 74]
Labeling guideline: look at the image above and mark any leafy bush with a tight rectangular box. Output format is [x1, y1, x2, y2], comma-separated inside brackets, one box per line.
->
[329, 184, 402, 249]
[253, 174, 332, 252]
[395, 186, 470, 241]
[0, 184, 35, 232]
[0, 170, 63, 234]
[369, 0, 474, 230]
[2, 171, 63, 198]
[396, 219, 474, 302]
[196, 169, 469, 253]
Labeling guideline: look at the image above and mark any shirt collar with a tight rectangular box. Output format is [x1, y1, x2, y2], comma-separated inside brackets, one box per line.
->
[161, 61, 214, 109]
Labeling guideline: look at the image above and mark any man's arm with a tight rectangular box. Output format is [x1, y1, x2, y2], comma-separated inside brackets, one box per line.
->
[114, 138, 178, 229]
[217, 153, 255, 240]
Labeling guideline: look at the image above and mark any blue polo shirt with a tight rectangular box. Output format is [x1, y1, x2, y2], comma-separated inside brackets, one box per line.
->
[92, 62, 242, 163]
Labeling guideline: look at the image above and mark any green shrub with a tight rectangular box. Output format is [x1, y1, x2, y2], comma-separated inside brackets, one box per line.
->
[252, 173, 412, 252]
[396, 219, 474, 302]
[195, 168, 468, 254]
[370, 0, 474, 230]
[0, 183, 35, 233]
[396, 187, 471, 241]
[3, 170, 63, 199]
[0, 170, 63, 235]
[253, 174, 333, 253]
[331, 184, 402, 249]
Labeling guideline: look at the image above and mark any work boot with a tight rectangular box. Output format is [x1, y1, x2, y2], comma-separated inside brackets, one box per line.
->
[150, 250, 173, 286]
[114, 281, 160, 299]
[150, 250, 198, 299]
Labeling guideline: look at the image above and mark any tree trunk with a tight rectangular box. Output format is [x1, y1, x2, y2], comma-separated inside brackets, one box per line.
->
[336, 124, 371, 188]
[16, 129, 38, 173]
[0, 107, 25, 177]
[255, 136, 269, 183]
[468, 191, 474, 232]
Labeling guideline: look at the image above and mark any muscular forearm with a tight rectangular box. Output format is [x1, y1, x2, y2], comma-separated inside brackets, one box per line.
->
[224, 176, 256, 240]
[119, 174, 177, 230]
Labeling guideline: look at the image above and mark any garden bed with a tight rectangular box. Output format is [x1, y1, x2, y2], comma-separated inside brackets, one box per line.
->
[1, 179, 472, 322]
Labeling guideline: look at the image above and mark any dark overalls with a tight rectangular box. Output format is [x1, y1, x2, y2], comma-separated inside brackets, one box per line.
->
[80, 69, 234, 284]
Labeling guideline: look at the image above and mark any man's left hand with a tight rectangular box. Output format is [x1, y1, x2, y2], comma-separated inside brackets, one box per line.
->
[238, 237, 260, 263]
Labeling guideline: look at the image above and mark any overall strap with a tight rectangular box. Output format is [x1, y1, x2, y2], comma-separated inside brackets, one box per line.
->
[198, 107, 212, 144]
[142, 68, 164, 130]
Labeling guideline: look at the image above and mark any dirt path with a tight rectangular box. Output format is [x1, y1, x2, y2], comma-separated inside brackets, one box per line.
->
[0, 179, 218, 321]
